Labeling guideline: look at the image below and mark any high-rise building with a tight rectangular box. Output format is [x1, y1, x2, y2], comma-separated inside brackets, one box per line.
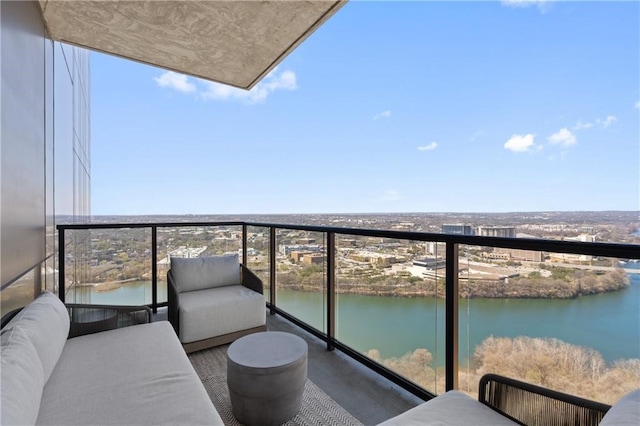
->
[441, 224, 475, 236]
[1, 1, 90, 312]
[477, 226, 517, 238]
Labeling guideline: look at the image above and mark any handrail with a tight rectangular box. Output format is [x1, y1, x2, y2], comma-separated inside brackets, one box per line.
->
[58, 221, 640, 258]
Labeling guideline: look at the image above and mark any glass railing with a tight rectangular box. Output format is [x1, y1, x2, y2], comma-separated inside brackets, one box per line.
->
[245, 225, 271, 300]
[458, 246, 640, 405]
[275, 229, 327, 333]
[64, 227, 152, 305]
[334, 234, 447, 396]
[57, 221, 640, 401]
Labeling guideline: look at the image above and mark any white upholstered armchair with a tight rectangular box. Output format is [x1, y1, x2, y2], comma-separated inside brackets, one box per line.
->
[167, 254, 266, 353]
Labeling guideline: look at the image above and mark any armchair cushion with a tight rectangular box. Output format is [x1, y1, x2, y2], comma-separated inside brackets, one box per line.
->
[378, 390, 518, 425]
[178, 285, 265, 344]
[171, 254, 240, 293]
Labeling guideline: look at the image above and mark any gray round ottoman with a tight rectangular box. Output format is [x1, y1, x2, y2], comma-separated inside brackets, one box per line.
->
[227, 331, 308, 426]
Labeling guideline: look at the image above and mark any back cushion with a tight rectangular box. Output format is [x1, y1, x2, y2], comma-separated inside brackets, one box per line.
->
[1, 327, 45, 425]
[1, 300, 60, 425]
[3, 291, 70, 383]
[171, 254, 240, 293]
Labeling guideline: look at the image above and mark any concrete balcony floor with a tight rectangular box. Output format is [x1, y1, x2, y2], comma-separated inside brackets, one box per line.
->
[155, 307, 423, 424]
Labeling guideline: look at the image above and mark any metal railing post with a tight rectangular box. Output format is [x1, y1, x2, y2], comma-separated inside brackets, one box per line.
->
[242, 223, 247, 266]
[327, 232, 336, 351]
[151, 226, 158, 313]
[58, 227, 65, 303]
[445, 242, 459, 391]
[269, 227, 276, 315]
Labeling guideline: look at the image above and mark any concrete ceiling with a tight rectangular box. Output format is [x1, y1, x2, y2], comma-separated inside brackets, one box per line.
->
[38, 0, 346, 89]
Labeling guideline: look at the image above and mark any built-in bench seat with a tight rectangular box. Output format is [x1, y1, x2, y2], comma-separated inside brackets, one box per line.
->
[1, 291, 223, 425]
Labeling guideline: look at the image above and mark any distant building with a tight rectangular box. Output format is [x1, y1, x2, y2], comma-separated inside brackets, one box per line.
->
[158, 246, 208, 265]
[301, 253, 325, 265]
[349, 251, 399, 267]
[339, 238, 358, 247]
[482, 251, 510, 260]
[566, 234, 597, 243]
[478, 226, 516, 238]
[425, 242, 447, 256]
[391, 222, 414, 230]
[549, 253, 593, 263]
[279, 244, 323, 256]
[296, 238, 316, 245]
[441, 224, 475, 236]
[549, 234, 595, 263]
[413, 257, 446, 269]
[491, 248, 544, 262]
[290, 251, 312, 262]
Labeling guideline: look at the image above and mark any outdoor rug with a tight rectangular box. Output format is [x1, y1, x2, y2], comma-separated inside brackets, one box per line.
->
[189, 345, 363, 426]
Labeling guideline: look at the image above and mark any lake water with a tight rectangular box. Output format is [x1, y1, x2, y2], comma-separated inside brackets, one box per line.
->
[71, 264, 640, 366]
[277, 272, 640, 366]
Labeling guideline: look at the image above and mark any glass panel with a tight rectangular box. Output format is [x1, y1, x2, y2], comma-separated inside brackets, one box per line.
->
[459, 245, 640, 405]
[246, 225, 271, 301]
[275, 229, 326, 332]
[335, 235, 446, 395]
[44, 255, 57, 294]
[65, 228, 151, 305]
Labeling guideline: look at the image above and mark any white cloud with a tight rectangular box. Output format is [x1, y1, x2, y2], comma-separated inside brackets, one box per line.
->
[504, 134, 536, 152]
[597, 115, 617, 128]
[373, 110, 391, 120]
[635, 101, 640, 109]
[548, 128, 577, 147]
[155, 66, 298, 104]
[417, 142, 438, 151]
[501, 0, 553, 11]
[154, 71, 196, 93]
[573, 121, 594, 130]
[574, 115, 618, 131]
[200, 68, 297, 104]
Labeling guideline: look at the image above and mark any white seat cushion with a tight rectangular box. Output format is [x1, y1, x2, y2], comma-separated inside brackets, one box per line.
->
[377, 390, 519, 426]
[37, 321, 223, 425]
[179, 285, 265, 343]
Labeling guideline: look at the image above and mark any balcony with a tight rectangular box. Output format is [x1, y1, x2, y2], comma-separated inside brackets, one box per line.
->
[48, 219, 639, 423]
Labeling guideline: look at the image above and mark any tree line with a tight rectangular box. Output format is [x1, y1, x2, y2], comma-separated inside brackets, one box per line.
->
[277, 265, 630, 299]
[369, 336, 639, 405]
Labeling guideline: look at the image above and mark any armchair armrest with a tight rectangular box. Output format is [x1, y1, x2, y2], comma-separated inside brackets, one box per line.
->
[479, 373, 611, 426]
[66, 303, 152, 338]
[167, 270, 180, 336]
[240, 264, 264, 295]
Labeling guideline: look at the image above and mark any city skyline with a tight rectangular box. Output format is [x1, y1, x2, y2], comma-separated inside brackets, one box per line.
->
[92, 1, 639, 215]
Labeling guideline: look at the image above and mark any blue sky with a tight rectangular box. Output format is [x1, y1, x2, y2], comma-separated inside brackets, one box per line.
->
[91, 0, 639, 216]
